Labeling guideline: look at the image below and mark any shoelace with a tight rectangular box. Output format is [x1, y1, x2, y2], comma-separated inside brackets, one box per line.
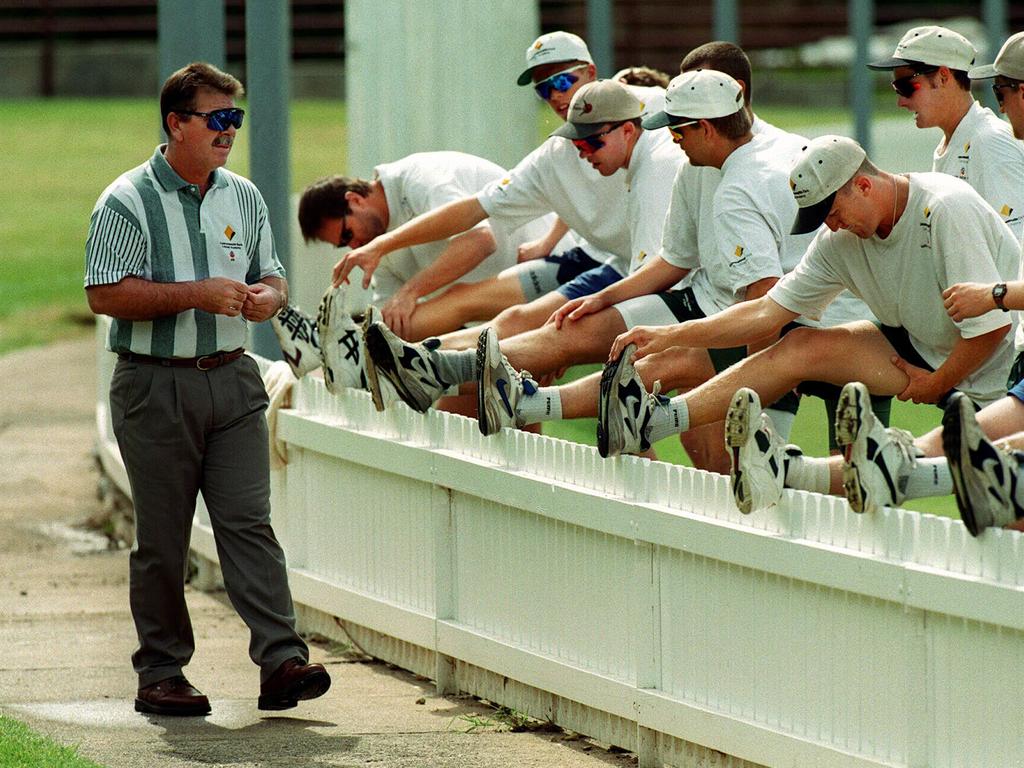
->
[886, 427, 922, 470]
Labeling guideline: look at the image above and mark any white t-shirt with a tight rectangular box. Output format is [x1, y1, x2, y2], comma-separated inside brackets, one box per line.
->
[769, 172, 1018, 405]
[933, 100, 1024, 242]
[372, 151, 554, 302]
[625, 126, 684, 274]
[477, 84, 666, 276]
[660, 121, 872, 328]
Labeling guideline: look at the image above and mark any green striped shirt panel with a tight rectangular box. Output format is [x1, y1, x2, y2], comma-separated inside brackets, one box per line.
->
[84, 146, 285, 357]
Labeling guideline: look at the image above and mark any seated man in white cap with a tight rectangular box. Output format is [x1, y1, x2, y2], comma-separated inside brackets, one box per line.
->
[868, 25, 1024, 240]
[329, 31, 665, 349]
[361, 70, 872, 471]
[600, 134, 1017, 517]
[832, 31, 1024, 533]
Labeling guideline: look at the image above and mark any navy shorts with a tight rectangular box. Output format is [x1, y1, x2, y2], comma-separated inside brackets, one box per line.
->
[557, 264, 623, 300]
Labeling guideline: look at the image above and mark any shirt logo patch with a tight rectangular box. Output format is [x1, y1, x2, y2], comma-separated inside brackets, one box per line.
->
[735, 246, 744, 258]
[637, 250, 647, 263]
[963, 141, 971, 153]
[224, 225, 236, 240]
[1001, 204, 1013, 217]
[923, 206, 931, 218]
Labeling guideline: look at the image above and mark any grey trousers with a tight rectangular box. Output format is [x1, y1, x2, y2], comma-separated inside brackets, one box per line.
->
[110, 354, 307, 687]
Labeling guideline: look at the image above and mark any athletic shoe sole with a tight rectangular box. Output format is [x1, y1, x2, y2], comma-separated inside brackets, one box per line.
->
[725, 388, 759, 515]
[361, 312, 386, 412]
[597, 350, 629, 459]
[476, 329, 497, 435]
[835, 382, 870, 513]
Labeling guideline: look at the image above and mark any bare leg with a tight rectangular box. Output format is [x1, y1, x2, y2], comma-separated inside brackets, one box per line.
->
[500, 308, 628, 377]
[405, 274, 528, 341]
[916, 394, 1024, 455]
[680, 324, 909, 432]
[436, 292, 569, 351]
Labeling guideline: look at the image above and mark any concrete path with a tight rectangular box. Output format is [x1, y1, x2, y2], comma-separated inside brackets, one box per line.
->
[0, 335, 632, 767]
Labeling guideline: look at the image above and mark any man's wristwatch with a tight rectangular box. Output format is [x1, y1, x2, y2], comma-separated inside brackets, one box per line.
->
[993, 282, 1009, 312]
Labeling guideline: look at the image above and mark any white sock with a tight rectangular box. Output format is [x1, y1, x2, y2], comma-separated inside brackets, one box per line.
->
[765, 407, 796, 441]
[903, 457, 953, 498]
[784, 453, 831, 494]
[647, 396, 688, 444]
[517, 386, 563, 424]
[433, 346, 477, 385]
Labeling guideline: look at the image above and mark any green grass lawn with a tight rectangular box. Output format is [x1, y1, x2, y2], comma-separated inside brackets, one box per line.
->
[0, 98, 344, 355]
[1, 97, 952, 516]
[0, 715, 104, 768]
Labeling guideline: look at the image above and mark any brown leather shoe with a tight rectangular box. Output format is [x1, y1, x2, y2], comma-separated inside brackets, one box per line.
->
[135, 676, 211, 716]
[258, 657, 331, 711]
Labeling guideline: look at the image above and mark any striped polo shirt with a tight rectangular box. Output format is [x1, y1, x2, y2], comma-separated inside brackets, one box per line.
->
[84, 145, 285, 357]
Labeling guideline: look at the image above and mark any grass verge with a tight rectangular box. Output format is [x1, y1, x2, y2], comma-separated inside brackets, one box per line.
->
[0, 715, 104, 768]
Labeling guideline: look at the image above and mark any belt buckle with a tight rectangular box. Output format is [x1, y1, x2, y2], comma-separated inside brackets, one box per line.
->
[196, 354, 219, 371]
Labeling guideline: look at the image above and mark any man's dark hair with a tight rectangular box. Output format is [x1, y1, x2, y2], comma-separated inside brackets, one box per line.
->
[298, 176, 373, 242]
[160, 61, 244, 137]
[615, 66, 671, 88]
[680, 41, 753, 106]
[704, 108, 753, 140]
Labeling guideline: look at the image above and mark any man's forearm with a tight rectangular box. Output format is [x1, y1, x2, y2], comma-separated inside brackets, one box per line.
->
[673, 296, 796, 349]
[86, 277, 204, 320]
[402, 228, 495, 300]
[599, 256, 687, 307]
[377, 197, 489, 256]
[931, 324, 1011, 392]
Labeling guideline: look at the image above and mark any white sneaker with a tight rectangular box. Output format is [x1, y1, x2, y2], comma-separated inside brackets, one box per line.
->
[356, 305, 398, 412]
[315, 285, 367, 395]
[271, 305, 322, 378]
[942, 392, 1024, 537]
[476, 327, 538, 436]
[725, 387, 793, 514]
[836, 381, 920, 514]
[363, 321, 451, 413]
[597, 344, 666, 458]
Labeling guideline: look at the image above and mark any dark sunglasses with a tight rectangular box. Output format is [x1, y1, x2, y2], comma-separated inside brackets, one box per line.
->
[992, 82, 1021, 105]
[177, 107, 245, 131]
[667, 119, 700, 140]
[534, 65, 586, 100]
[336, 211, 354, 249]
[571, 122, 625, 153]
[891, 67, 938, 98]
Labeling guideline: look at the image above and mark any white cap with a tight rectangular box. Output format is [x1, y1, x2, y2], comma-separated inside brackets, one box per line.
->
[642, 69, 743, 130]
[969, 31, 1024, 80]
[517, 31, 594, 86]
[789, 135, 867, 234]
[550, 80, 644, 139]
[868, 25, 976, 71]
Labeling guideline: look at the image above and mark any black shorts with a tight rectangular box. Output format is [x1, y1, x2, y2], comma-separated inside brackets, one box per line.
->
[658, 287, 748, 375]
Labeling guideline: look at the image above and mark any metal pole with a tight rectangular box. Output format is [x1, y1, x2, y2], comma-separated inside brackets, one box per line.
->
[157, 0, 225, 82]
[848, 0, 873, 154]
[586, 0, 614, 75]
[246, 2, 291, 360]
[157, 0, 225, 137]
[981, 0, 1008, 111]
[713, 0, 739, 44]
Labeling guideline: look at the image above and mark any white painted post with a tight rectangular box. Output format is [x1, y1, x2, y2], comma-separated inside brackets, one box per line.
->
[344, 1, 540, 177]
[433, 484, 457, 695]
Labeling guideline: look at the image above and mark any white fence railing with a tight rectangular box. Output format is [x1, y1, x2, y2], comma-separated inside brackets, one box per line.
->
[94, 328, 1024, 768]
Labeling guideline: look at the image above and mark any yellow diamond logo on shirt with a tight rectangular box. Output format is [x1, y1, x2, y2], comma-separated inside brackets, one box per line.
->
[224, 225, 235, 240]
[637, 250, 647, 262]
[1001, 204, 1013, 217]
[923, 206, 931, 218]
[963, 141, 971, 152]
[735, 246, 744, 257]
[501, 177, 511, 186]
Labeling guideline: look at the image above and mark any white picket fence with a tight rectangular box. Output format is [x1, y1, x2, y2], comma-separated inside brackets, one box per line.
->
[94, 329, 1024, 768]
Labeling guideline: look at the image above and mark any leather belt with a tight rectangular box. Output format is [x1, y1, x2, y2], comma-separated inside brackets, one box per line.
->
[118, 348, 245, 371]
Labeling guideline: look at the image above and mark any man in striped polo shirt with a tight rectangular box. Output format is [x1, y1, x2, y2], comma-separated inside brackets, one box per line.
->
[85, 62, 330, 716]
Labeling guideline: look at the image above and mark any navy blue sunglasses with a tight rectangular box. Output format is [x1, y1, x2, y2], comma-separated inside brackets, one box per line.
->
[177, 107, 245, 131]
[534, 65, 587, 100]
